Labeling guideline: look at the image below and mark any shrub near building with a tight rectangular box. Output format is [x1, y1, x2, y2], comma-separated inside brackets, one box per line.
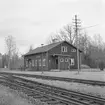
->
[99, 61, 105, 71]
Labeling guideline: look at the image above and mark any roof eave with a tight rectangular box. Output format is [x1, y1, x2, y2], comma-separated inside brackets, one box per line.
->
[24, 51, 47, 57]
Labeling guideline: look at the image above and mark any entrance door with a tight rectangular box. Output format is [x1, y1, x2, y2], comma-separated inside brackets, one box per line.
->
[37, 59, 39, 71]
[55, 58, 58, 69]
[64, 57, 71, 70]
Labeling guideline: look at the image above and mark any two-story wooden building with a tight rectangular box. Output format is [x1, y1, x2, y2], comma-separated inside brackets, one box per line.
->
[24, 41, 82, 71]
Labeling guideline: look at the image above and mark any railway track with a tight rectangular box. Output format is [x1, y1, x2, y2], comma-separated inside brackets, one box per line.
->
[0, 74, 105, 105]
[0, 72, 105, 86]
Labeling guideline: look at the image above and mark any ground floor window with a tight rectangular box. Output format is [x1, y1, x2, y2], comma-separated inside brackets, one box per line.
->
[28, 60, 32, 67]
[65, 58, 68, 62]
[39, 59, 41, 66]
[35, 60, 37, 66]
[71, 58, 75, 65]
[26, 60, 28, 67]
[60, 58, 64, 62]
[43, 59, 46, 66]
[32, 60, 34, 67]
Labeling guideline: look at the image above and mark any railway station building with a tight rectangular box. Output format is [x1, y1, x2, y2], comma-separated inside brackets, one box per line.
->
[24, 41, 82, 71]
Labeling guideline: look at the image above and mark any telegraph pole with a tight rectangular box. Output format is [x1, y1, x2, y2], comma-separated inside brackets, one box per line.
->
[73, 15, 81, 73]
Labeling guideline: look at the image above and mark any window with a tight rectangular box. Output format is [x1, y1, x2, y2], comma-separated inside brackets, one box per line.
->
[43, 59, 46, 66]
[71, 49, 76, 52]
[65, 47, 67, 52]
[61, 46, 67, 52]
[60, 58, 64, 62]
[32, 60, 34, 67]
[71, 58, 75, 65]
[65, 58, 68, 62]
[39, 59, 41, 66]
[28, 60, 32, 67]
[26, 60, 28, 67]
[35, 60, 37, 66]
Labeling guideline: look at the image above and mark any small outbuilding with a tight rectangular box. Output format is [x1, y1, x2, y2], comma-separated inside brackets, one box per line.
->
[24, 41, 82, 71]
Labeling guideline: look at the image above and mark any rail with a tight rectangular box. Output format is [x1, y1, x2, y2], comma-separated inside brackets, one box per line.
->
[0, 74, 105, 105]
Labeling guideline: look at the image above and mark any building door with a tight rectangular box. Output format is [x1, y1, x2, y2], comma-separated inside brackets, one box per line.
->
[58, 57, 65, 70]
[55, 58, 58, 69]
[36, 58, 39, 71]
[64, 57, 69, 70]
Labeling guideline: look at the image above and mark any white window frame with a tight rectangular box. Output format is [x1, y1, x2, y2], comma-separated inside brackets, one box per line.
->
[60, 58, 64, 62]
[71, 58, 75, 66]
[61, 46, 64, 52]
[61, 46, 67, 52]
[35, 60, 37, 66]
[39, 59, 41, 66]
[26, 60, 28, 67]
[32, 60, 34, 67]
[43, 59, 46, 66]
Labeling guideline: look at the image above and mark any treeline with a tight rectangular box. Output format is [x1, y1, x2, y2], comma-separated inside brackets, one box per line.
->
[0, 53, 24, 70]
[0, 35, 24, 70]
[80, 34, 105, 68]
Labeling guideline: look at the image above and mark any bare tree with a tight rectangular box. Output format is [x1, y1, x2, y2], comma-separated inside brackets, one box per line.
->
[79, 32, 91, 54]
[93, 34, 104, 50]
[46, 24, 76, 45]
[63, 24, 75, 44]
[46, 34, 60, 44]
[5, 35, 17, 69]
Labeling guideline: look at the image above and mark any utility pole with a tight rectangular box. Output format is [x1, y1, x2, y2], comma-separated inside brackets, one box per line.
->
[41, 44, 44, 74]
[73, 15, 81, 73]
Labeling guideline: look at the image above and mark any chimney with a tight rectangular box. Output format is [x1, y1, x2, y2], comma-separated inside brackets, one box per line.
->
[41, 44, 44, 47]
[52, 38, 58, 43]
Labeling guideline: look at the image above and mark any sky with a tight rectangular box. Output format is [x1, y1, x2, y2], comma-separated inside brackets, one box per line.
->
[0, 0, 104, 55]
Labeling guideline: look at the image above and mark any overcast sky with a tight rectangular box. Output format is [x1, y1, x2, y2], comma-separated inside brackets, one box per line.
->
[0, 0, 104, 54]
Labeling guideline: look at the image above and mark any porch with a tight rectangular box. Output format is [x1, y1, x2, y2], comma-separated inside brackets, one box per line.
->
[50, 54, 71, 70]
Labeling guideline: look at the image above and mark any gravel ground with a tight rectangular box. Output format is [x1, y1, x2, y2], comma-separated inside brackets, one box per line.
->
[0, 84, 47, 105]
[1, 70, 105, 81]
[20, 76, 105, 99]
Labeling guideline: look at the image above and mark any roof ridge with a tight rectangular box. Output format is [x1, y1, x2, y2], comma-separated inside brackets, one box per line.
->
[32, 41, 62, 50]
[24, 41, 63, 56]
[24, 40, 82, 56]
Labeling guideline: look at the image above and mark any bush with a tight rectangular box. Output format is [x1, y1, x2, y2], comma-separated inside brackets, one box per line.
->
[81, 64, 90, 69]
[99, 61, 104, 71]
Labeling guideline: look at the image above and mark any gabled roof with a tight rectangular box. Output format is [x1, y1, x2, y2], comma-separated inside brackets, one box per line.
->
[24, 41, 82, 56]
[24, 41, 62, 56]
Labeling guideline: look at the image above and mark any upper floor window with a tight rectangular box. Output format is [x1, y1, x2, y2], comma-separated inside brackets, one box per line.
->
[61, 46, 67, 52]
[71, 49, 76, 52]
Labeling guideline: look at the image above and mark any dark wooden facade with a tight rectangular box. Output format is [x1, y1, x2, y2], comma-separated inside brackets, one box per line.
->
[24, 41, 82, 71]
